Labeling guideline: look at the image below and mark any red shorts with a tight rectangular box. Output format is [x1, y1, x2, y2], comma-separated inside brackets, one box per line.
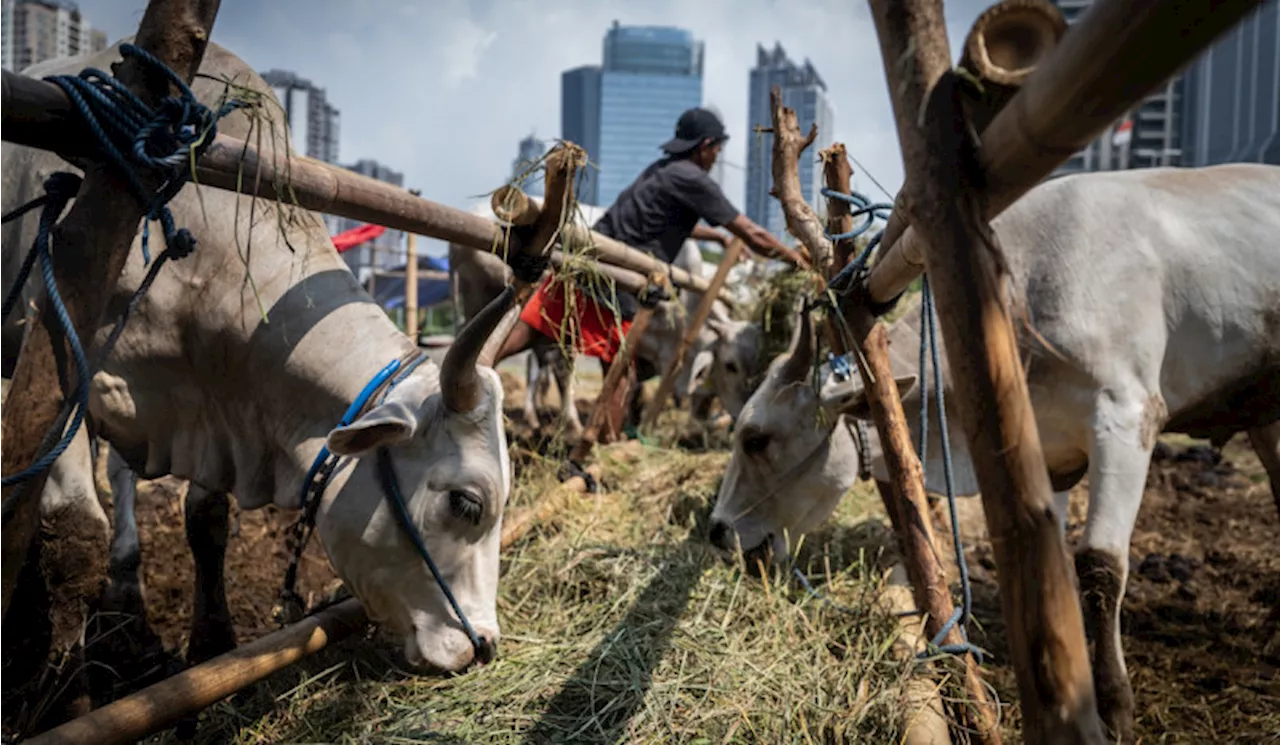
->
[519, 276, 632, 367]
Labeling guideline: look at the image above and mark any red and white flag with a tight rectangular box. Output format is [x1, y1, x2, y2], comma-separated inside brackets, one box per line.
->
[1112, 119, 1133, 147]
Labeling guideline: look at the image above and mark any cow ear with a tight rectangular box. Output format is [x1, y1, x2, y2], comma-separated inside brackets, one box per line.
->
[326, 400, 419, 456]
[823, 375, 918, 419]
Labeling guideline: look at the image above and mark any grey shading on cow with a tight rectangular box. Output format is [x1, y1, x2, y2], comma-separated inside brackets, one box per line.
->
[708, 164, 1280, 743]
[449, 198, 744, 433]
[2, 40, 517, 687]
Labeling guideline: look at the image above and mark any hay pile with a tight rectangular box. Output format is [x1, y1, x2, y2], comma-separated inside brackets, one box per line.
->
[744, 265, 814, 377]
[177, 444, 918, 744]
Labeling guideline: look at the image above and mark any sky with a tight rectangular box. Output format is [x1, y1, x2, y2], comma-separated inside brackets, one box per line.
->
[85, 0, 990, 254]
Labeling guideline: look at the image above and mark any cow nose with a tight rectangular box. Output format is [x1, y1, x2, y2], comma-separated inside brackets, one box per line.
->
[708, 520, 733, 551]
[474, 634, 497, 666]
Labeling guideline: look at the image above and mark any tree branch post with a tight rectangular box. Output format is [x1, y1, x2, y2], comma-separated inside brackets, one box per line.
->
[1, 0, 223, 620]
[822, 144, 999, 745]
[865, 0, 1104, 740]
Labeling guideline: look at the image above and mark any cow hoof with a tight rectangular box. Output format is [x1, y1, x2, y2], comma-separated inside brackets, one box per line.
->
[557, 461, 598, 493]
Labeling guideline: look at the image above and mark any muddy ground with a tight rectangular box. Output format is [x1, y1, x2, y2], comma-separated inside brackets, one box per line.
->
[5, 371, 1277, 742]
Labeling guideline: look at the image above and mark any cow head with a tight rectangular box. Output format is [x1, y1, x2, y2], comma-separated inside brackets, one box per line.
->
[689, 317, 765, 420]
[708, 308, 916, 561]
[315, 289, 515, 673]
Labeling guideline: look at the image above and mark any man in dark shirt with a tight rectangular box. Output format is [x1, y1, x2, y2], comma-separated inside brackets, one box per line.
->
[494, 108, 804, 437]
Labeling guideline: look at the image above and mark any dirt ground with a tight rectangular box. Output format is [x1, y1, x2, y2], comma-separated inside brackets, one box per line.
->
[5, 364, 1277, 742]
[955, 434, 1280, 743]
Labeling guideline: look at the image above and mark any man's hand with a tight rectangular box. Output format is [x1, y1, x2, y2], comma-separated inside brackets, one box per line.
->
[725, 214, 811, 270]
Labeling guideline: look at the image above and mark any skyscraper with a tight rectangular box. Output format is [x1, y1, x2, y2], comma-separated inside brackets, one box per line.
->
[512, 134, 548, 198]
[1180, 0, 1279, 167]
[2, 0, 106, 72]
[744, 43, 834, 240]
[260, 69, 341, 165]
[335, 159, 405, 279]
[1050, 0, 1182, 174]
[561, 65, 601, 204]
[560, 22, 704, 208]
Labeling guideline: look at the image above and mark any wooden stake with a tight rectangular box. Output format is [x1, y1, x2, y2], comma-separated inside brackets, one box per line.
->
[866, 0, 1104, 740]
[1, 0, 222, 620]
[405, 231, 419, 341]
[639, 238, 743, 434]
[821, 146, 1000, 744]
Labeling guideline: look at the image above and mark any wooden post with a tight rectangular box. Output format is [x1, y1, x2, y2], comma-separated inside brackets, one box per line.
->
[639, 238, 743, 434]
[866, 0, 1104, 740]
[821, 144, 1000, 744]
[567, 274, 667, 466]
[0, 0, 222, 620]
[405, 231, 419, 341]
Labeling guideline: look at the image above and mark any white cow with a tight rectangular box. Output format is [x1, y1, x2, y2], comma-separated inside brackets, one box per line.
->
[2, 41, 514, 681]
[708, 164, 1280, 743]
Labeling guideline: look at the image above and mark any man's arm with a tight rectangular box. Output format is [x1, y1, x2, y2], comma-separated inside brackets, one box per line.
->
[724, 214, 811, 269]
[690, 222, 729, 246]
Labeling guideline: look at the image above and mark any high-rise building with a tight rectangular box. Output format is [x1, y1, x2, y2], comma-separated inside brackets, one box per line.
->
[512, 134, 547, 198]
[1180, 0, 1280, 167]
[561, 22, 704, 208]
[2, 0, 107, 72]
[260, 69, 341, 165]
[561, 65, 602, 204]
[744, 43, 834, 240]
[334, 159, 405, 279]
[1050, 0, 1182, 174]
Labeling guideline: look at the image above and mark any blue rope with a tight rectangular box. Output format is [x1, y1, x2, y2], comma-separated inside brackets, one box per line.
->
[917, 275, 984, 664]
[1, 44, 245, 490]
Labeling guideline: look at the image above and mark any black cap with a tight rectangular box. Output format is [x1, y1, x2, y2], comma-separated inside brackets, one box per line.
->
[661, 108, 728, 155]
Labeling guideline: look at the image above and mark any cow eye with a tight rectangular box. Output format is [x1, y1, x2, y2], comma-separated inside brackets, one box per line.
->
[725, 362, 740, 374]
[742, 432, 770, 455]
[449, 489, 484, 526]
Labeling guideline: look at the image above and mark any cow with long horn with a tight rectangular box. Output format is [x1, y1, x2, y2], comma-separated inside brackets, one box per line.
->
[2, 41, 516, 705]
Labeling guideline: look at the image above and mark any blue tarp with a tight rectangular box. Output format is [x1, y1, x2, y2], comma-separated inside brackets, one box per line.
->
[366, 255, 453, 310]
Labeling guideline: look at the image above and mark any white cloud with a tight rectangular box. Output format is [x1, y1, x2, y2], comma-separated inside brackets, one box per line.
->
[84, 0, 990, 254]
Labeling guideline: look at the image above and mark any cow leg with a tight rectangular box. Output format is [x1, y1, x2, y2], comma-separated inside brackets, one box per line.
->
[1075, 391, 1158, 745]
[1249, 421, 1280, 658]
[523, 351, 540, 428]
[184, 487, 236, 665]
[1246, 420, 1280, 518]
[555, 354, 583, 439]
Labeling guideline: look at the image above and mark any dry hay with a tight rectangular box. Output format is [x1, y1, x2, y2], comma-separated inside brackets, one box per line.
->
[153, 444, 920, 744]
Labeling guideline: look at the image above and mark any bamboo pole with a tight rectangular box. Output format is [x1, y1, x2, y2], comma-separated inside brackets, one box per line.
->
[864, 0, 1267, 306]
[0, 85, 726, 302]
[821, 145, 1000, 744]
[866, 0, 1105, 740]
[639, 239, 743, 434]
[26, 598, 367, 745]
[0, 0, 222, 621]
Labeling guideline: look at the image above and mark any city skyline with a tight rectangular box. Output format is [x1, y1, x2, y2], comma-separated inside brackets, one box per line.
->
[17, 0, 1278, 258]
[2, 0, 107, 72]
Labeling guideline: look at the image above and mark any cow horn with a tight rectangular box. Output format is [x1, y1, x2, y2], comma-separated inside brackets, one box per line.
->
[778, 300, 815, 385]
[442, 285, 518, 413]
